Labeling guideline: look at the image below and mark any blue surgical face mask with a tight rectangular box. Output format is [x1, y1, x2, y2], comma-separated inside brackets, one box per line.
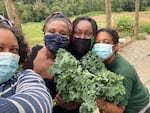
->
[0, 52, 20, 84]
[44, 34, 70, 54]
[92, 43, 113, 61]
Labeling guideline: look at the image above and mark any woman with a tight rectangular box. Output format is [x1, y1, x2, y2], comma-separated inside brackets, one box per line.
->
[92, 28, 150, 113]
[24, 12, 79, 113]
[0, 15, 52, 113]
[25, 12, 72, 90]
[70, 16, 97, 59]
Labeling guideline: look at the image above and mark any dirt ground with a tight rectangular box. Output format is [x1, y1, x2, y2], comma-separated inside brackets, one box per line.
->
[93, 35, 150, 113]
[119, 35, 150, 92]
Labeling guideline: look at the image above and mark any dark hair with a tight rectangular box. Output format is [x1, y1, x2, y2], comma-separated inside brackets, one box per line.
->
[96, 28, 119, 45]
[42, 12, 72, 35]
[72, 16, 98, 37]
[0, 23, 29, 66]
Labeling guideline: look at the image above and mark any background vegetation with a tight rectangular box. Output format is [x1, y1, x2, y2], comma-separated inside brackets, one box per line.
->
[0, 0, 150, 23]
[0, 0, 150, 46]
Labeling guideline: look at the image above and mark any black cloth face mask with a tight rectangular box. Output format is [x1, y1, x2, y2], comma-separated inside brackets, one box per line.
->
[71, 37, 94, 59]
[44, 34, 70, 54]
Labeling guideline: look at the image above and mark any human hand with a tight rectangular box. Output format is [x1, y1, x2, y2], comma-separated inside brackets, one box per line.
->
[96, 99, 108, 112]
[55, 92, 79, 110]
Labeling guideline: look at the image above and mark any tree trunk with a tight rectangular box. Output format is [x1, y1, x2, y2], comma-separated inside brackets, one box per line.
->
[105, 0, 111, 28]
[3, 0, 22, 33]
[134, 0, 140, 39]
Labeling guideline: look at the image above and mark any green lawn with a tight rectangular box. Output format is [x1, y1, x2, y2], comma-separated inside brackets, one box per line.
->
[22, 22, 44, 46]
[22, 11, 105, 46]
[22, 11, 150, 46]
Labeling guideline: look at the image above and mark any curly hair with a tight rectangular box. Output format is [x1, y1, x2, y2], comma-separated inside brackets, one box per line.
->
[72, 16, 98, 37]
[0, 24, 29, 66]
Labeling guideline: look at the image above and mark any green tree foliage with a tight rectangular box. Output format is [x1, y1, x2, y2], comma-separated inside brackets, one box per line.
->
[115, 15, 134, 37]
[121, 0, 135, 12]
[0, 0, 7, 17]
[16, 1, 49, 23]
[1, 0, 150, 23]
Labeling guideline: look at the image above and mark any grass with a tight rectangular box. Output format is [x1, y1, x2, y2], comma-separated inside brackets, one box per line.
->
[22, 11, 106, 46]
[22, 22, 44, 46]
[71, 11, 105, 19]
[22, 11, 150, 46]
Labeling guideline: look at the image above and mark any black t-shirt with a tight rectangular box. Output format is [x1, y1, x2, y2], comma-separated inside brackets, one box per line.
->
[24, 45, 43, 69]
[24, 45, 79, 113]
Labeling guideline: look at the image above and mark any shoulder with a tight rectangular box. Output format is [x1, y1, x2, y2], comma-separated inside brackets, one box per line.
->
[31, 45, 43, 53]
[1, 69, 52, 113]
[109, 53, 138, 79]
[115, 53, 135, 70]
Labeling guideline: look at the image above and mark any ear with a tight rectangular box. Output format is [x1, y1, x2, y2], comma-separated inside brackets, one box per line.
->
[113, 43, 119, 52]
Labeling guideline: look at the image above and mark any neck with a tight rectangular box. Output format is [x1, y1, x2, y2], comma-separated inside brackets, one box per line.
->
[43, 46, 56, 60]
[104, 53, 116, 65]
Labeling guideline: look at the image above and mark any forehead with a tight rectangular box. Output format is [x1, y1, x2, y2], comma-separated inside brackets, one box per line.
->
[0, 28, 18, 45]
[96, 31, 113, 41]
[47, 20, 68, 29]
[46, 20, 69, 31]
[75, 20, 93, 31]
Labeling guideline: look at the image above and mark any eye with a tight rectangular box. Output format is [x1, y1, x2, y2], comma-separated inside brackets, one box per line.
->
[95, 40, 99, 43]
[85, 32, 93, 37]
[46, 29, 55, 34]
[103, 40, 113, 44]
[74, 31, 81, 37]
[59, 31, 67, 36]
[10, 47, 19, 54]
[0, 46, 3, 52]
[59, 30, 70, 38]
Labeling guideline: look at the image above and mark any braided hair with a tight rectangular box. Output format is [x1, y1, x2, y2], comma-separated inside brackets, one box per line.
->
[42, 12, 72, 35]
[72, 16, 98, 37]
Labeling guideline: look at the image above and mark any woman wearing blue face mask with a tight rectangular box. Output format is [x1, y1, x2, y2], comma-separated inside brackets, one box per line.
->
[92, 28, 150, 113]
[0, 15, 52, 113]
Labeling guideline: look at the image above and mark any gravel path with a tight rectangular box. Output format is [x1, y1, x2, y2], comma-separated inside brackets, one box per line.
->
[119, 35, 150, 92]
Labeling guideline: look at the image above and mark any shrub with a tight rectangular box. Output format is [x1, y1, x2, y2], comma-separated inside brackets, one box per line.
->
[115, 15, 134, 37]
[139, 22, 150, 34]
[138, 33, 146, 40]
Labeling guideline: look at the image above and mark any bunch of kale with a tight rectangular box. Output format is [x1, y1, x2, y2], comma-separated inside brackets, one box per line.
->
[48, 49, 126, 113]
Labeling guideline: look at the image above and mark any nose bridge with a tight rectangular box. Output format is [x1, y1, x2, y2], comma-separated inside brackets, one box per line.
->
[55, 32, 59, 35]
[100, 41, 103, 43]
[81, 32, 86, 39]
[3, 48, 10, 52]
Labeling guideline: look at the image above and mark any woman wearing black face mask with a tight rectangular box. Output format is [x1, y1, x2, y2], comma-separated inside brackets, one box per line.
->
[70, 16, 98, 60]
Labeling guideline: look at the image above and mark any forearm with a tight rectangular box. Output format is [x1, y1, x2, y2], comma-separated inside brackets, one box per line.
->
[9, 69, 52, 113]
[99, 102, 125, 113]
[96, 99, 125, 113]
[0, 98, 19, 113]
[0, 93, 52, 113]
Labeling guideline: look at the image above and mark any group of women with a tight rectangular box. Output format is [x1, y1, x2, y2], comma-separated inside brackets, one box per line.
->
[25, 12, 150, 113]
[0, 12, 149, 113]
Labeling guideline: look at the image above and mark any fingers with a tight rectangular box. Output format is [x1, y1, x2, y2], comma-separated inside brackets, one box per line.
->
[96, 99, 108, 111]
[55, 92, 79, 110]
[55, 92, 63, 105]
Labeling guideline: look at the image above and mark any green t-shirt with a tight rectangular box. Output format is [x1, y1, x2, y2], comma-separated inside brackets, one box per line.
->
[106, 53, 149, 113]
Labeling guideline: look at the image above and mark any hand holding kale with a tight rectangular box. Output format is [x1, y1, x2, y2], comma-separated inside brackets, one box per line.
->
[48, 49, 126, 113]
